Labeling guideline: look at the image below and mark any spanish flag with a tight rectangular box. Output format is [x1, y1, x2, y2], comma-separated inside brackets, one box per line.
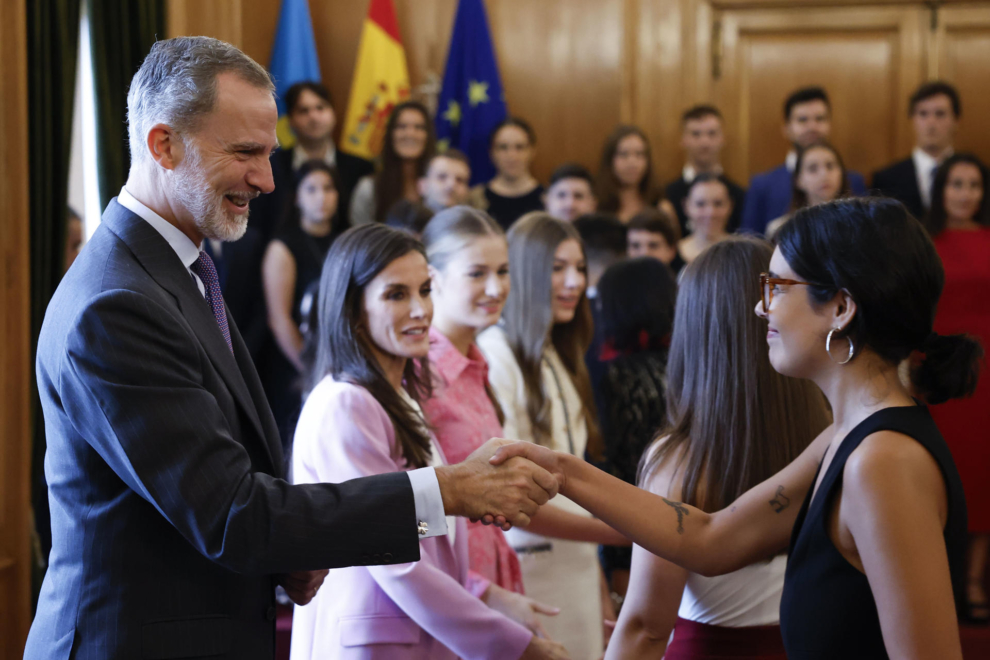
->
[340, 0, 411, 160]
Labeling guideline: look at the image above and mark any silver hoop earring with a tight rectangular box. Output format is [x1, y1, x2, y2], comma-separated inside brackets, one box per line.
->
[826, 328, 854, 365]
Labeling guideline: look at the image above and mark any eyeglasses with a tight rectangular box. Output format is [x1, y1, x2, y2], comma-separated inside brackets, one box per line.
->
[759, 272, 814, 313]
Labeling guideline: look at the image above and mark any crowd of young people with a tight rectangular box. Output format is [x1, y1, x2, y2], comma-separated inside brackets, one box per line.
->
[220, 77, 987, 659]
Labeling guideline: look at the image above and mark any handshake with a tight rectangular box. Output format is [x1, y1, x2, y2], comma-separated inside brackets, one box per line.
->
[435, 439, 566, 529]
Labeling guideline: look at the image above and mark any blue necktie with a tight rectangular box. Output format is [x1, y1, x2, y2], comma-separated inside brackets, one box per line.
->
[190, 251, 233, 353]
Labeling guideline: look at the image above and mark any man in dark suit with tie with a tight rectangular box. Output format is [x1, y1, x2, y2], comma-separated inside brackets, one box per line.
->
[740, 86, 867, 235]
[664, 105, 746, 236]
[25, 37, 558, 660]
[872, 81, 960, 220]
[249, 81, 373, 239]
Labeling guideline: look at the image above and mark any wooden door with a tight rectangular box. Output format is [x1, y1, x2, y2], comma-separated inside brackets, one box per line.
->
[934, 4, 990, 166]
[705, 2, 927, 184]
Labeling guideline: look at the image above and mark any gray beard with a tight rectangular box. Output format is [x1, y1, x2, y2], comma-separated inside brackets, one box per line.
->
[171, 148, 250, 242]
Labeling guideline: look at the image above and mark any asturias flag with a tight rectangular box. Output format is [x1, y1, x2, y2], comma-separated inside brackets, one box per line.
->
[436, 0, 508, 184]
[340, 0, 411, 161]
[269, 0, 322, 150]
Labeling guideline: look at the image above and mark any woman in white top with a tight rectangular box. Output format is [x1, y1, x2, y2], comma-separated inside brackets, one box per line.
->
[479, 212, 627, 660]
[606, 237, 830, 659]
[349, 100, 435, 226]
[291, 224, 567, 660]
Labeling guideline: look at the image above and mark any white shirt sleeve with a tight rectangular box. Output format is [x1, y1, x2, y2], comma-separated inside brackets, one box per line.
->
[407, 467, 449, 539]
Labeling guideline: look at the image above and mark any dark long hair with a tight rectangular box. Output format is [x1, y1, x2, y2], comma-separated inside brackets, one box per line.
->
[596, 125, 659, 213]
[503, 212, 603, 459]
[282, 159, 343, 235]
[777, 197, 984, 405]
[421, 206, 508, 426]
[374, 100, 436, 223]
[641, 237, 831, 511]
[925, 153, 990, 237]
[313, 224, 434, 468]
[597, 257, 677, 353]
[790, 141, 850, 211]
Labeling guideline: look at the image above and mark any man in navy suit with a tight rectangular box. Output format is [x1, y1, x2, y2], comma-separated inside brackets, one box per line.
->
[25, 37, 558, 660]
[741, 86, 867, 235]
[872, 81, 960, 220]
[248, 81, 373, 239]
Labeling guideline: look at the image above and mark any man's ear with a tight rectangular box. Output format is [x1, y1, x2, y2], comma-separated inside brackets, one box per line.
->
[146, 124, 183, 171]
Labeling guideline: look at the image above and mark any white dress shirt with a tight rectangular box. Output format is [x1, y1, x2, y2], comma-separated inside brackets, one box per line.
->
[116, 187, 448, 539]
[292, 142, 336, 171]
[913, 147, 951, 210]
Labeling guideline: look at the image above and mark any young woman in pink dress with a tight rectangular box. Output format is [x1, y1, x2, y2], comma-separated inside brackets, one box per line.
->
[423, 208, 628, 657]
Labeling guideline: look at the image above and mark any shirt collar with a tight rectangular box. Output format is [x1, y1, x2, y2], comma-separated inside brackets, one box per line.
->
[682, 164, 723, 182]
[785, 150, 798, 173]
[912, 146, 951, 172]
[117, 187, 201, 270]
[429, 326, 486, 384]
[292, 142, 337, 171]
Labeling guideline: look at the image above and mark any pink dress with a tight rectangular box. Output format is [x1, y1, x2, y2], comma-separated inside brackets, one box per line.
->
[423, 327, 526, 594]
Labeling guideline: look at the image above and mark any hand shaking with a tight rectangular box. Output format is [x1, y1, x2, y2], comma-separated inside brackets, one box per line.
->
[435, 438, 560, 529]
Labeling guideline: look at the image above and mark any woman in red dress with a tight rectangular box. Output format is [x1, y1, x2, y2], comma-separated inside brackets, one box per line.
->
[925, 153, 990, 623]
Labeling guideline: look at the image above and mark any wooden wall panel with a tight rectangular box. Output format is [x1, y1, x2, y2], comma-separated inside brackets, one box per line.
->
[937, 5, 990, 167]
[707, 4, 926, 184]
[0, 0, 32, 655]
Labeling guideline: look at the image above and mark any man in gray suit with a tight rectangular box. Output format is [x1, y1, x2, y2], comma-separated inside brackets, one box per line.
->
[25, 37, 557, 660]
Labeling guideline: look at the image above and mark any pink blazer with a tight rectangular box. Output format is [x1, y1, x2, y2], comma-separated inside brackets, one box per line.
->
[289, 376, 533, 660]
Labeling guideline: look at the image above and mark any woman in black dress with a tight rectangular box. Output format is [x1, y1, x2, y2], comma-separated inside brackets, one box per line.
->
[492, 197, 979, 658]
[470, 117, 545, 231]
[261, 160, 343, 452]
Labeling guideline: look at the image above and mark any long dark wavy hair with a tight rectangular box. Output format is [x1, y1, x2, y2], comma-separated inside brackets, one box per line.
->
[596, 125, 659, 213]
[503, 212, 603, 460]
[925, 153, 990, 237]
[313, 224, 434, 468]
[374, 100, 435, 223]
[640, 237, 831, 511]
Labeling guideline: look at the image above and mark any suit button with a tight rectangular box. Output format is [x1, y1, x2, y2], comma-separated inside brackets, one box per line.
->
[265, 605, 276, 621]
[383, 553, 393, 563]
[361, 554, 371, 564]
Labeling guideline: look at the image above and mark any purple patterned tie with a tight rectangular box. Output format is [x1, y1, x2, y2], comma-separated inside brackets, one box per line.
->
[190, 251, 233, 353]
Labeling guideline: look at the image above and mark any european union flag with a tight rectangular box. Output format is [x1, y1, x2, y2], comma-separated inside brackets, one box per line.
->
[435, 0, 508, 185]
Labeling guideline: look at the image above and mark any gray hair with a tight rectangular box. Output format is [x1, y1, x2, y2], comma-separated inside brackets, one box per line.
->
[127, 36, 274, 164]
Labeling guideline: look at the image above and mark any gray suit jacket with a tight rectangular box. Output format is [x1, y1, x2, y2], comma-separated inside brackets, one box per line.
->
[25, 199, 420, 660]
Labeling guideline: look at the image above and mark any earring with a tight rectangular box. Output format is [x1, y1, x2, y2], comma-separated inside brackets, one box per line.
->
[826, 327, 854, 365]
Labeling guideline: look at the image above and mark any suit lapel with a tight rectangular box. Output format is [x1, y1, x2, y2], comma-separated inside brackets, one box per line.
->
[102, 200, 277, 472]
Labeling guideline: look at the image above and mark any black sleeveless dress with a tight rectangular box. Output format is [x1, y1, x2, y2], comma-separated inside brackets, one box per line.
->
[780, 405, 967, 658]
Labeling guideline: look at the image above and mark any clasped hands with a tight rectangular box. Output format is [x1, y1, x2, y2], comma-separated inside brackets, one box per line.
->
[436, 438, 567, 530]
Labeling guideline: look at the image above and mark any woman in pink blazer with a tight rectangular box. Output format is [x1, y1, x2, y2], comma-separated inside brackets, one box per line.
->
[290, 224, 568, 660]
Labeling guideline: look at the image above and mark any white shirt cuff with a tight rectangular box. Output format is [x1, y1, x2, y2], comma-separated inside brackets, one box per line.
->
[407, 467, 448, 539]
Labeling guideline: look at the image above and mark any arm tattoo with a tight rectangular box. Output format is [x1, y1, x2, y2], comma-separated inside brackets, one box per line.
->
[662, 497, 689, 534]
[769, 485, 791, 513]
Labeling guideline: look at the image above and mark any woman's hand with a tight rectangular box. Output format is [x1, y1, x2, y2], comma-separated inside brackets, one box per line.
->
[520, 636, 571, 660]
[482, 583, 560, 639]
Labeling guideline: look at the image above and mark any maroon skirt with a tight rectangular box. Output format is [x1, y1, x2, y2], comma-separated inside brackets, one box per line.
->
[664, 617, 787, 660]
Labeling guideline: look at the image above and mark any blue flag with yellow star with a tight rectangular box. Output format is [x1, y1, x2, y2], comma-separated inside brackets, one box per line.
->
[435, 0, 507, 185]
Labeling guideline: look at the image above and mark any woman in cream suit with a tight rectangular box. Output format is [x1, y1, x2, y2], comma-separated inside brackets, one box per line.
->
[290, 224, 567, 660]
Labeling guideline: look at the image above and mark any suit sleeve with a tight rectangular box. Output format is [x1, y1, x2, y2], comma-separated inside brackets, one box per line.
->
[740, 176, 766, 234]
[58, 289, 419, 575]
[294, 386, 532, 660]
